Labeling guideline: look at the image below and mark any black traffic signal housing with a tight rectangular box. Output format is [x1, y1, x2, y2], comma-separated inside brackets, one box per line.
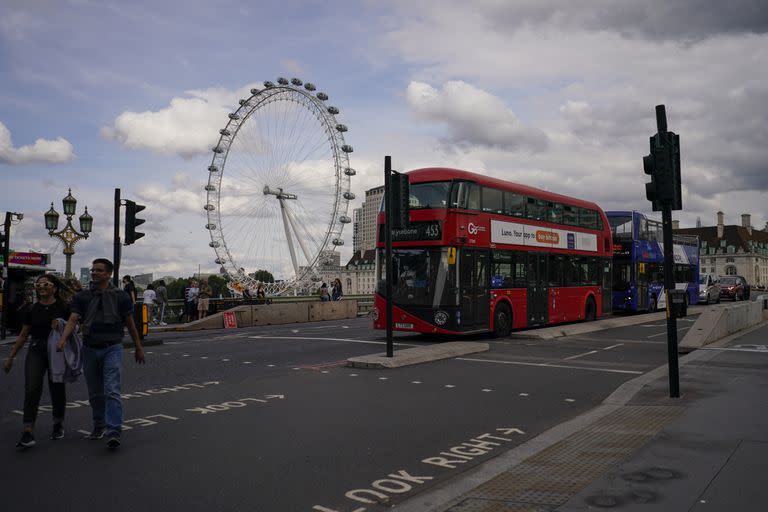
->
[124, 200, 146, 245]
[389, 170, 410, 229]
[644, 105, 682, 212]
[643, 139, 662, 212]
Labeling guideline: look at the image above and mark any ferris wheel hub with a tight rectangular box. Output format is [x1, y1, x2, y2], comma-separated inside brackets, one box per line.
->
[263, 186, 297, 200]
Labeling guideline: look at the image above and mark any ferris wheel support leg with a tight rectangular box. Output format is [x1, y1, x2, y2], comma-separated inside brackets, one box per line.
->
[284, 203, 314, 266]
[279, 198, 300, 275]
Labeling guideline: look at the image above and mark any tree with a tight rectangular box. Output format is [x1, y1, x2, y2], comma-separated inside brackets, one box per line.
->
[249, 269, 274, 283]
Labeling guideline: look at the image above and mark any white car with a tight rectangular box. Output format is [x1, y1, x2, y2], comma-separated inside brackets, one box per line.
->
[698, 274, 721, 304]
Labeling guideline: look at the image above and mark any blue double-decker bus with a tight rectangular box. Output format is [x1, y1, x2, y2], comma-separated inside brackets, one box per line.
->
[607, 211, 699, 313]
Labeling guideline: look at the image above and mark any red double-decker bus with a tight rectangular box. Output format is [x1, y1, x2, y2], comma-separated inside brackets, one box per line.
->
[372, 168, 613, 336]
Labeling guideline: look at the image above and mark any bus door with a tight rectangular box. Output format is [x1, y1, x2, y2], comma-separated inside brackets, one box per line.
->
[636, 262, 648, 310]
[459, 248, 490, 330]
[527, 252, 548, 326]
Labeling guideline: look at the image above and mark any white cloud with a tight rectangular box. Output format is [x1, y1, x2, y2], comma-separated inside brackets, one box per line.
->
[0, 121, 75, 165]
[406, 81, 549, 152]
[101, 84, 259, 159]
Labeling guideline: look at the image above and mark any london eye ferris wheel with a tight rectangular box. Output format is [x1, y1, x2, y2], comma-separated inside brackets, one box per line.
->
[204, 77, 355, 295]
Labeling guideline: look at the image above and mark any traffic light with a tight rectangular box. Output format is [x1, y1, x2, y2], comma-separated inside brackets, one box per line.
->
[124, 200, 146, 245]
[389, 170, 410, 229]
[643, 139, 662, 212]
[643, 106, 682, 211]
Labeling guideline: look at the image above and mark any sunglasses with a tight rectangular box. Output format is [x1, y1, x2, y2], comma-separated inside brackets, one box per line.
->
[35, 282, 54, 289]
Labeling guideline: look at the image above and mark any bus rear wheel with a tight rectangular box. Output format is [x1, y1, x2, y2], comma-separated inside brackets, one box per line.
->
[493, 303, 512, 338]
[584, 297, 596, 322]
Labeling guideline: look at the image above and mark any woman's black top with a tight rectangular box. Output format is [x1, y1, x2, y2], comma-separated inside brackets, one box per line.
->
[23, 299, 70, 342]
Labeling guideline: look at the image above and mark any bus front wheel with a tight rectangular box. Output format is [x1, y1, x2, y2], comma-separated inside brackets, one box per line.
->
[493, 303, 512, 338]
[584, 297, 596, 322]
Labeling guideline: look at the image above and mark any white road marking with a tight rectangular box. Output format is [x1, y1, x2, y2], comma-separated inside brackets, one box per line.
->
[519, 393, 529, 397]
[648, 326, 690, 338]
[321, 370, 329, 374]
[458, 357, 644, 375]
[292, 329, 299, 333]
[350, 374, 359, 377]
[267, 364, 275, 367]
[482, 389, 493, 392]
[200, 356, 208, 359]
[563, 350, 598, 361]
[243, 361, 252, 364]
[412, 381, 422, 384]
[379, 377, 388, 381]
[222, 359, 230, 362]
[603, 343, 624, 350]
[182, 354, 189, 357]
[248, 335, 418, 346]
[565, 398, 576, 402]
[445, 384, 455, 388]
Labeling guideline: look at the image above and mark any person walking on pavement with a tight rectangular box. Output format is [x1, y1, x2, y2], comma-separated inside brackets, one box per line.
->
[122, 275, 137, 305]
[142, 283, 156, 324]
[197, 278, 212, 320]
[60, 258, 145, 449]
[3, 274, 71, 449]
[155, 280, 168, 325]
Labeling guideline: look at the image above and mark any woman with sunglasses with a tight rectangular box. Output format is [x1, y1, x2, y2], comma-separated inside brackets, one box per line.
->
[3, 274, 71, 449]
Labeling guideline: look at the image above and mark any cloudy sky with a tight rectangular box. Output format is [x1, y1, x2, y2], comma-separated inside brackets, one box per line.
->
[2, 0, 767, 279]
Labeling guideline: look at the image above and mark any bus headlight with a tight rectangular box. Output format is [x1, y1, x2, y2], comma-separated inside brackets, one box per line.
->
[434, 310, 448, 326]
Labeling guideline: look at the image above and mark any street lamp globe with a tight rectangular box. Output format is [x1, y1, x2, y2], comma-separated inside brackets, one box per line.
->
[79, 206, 93, 234]
[45, 203, 60, 231]
[62, 188, 77, 216]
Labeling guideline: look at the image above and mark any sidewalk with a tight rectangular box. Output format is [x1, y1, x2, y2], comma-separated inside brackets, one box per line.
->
[397, 321, 768, 512]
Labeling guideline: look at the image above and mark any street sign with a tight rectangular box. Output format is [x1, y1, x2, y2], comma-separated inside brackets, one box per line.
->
[223, 311, 238, 329]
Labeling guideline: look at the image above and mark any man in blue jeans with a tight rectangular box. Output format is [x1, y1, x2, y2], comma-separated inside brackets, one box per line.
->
[60, 258, 145, 449]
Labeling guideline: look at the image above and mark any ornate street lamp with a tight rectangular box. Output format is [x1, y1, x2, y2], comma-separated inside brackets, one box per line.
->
[45, 189, 93, 278]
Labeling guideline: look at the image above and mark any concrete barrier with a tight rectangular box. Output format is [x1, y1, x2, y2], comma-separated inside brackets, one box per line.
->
[679, 301, 764, 352]
[252, 303, 309, 325]
[161, 300, 358, 331]
[308, 300, 357, 321]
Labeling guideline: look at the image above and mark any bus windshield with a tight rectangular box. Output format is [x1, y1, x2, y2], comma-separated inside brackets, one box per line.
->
[408, 181, 451, 209]
[377, 248, 458, 307]
[609, 215, 633, 239]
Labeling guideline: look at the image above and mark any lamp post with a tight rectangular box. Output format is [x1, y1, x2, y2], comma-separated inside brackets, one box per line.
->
[45, 189, 93, 278]
[1, 211, 24, 340]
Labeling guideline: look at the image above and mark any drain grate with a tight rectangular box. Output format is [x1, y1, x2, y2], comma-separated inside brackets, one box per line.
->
[444, 406, 682, 511]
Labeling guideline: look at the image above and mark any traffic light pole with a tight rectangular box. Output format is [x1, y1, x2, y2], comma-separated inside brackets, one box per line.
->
[647, 105, 681, 398]
[662, 204, 680, 398]
[384, 156, 394, 358]
[113, 188, 121, 287]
